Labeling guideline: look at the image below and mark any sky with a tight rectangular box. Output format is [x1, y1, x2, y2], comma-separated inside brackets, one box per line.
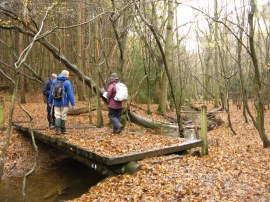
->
[175, 0, 269, 51]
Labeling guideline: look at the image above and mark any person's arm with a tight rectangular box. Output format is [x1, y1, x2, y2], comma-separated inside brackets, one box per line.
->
[66, 81, 76, 106]
[106, 83, 114, 101]
[48, 81, 54, 105]
[42, 81, 50, 96]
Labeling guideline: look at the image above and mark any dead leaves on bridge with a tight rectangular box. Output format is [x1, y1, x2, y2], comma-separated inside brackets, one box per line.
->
[69, 132, 184, 157]
[12, 101, 185, 158]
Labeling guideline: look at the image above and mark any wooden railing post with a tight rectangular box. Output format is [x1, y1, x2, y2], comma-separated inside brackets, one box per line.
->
[0, 96, 4, 131]
[201, 105, 208, 155]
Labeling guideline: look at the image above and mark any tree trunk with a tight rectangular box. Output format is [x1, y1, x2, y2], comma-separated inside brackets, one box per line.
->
[213, 0, 220, 107]
[235, 1, 249, 123]
[76, 0, 84, 101]
[248, 0, 270, 148]
[159, 70, 168, 113]
[94, 13, 103, 127]
[18, 31, 26, 104]
[159, 1, 174, 114]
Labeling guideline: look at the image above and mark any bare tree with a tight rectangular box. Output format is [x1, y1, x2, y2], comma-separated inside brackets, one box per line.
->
[248, 0, 270, 148]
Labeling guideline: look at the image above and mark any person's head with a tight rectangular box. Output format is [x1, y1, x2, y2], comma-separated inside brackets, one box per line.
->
[50, 73, 57, 81]
[110, 72, 118, 82]
[61, 70, 70, 79]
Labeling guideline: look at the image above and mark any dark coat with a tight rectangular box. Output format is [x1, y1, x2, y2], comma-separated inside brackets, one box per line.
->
[42, 78, 52, 102]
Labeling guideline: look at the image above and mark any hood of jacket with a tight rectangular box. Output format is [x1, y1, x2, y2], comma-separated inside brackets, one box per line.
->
[56, 74, 68, 82]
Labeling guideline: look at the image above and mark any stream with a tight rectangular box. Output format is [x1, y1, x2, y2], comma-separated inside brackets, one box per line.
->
[0, 158, 105, 201]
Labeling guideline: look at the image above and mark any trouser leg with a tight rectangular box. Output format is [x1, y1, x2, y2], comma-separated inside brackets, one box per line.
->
[109, 108, 122, 133]
[47, 103, 53, 127]
[55, 106, 69, 134]
[61, 107, 69, 134]
[61, 120, 67, 134]
[52, 106, 55, 126]
[54, 107, 62, 134]
[55, 118, 62, 135]
[116, 108, 123, 127]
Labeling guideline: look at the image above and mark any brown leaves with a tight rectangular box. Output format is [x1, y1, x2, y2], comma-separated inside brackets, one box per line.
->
[72, 103, 270, 201]
[10, 100, 186, 158]
[3, 95, 270, 201]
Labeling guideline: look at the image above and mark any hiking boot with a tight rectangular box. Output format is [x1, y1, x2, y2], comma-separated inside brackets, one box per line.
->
[114, 128, 122, 134]
[61, 127, 68, 134]
[119, 123, 124, 129]
[55, 126, 61, 135]
[49, 123, 55, 129]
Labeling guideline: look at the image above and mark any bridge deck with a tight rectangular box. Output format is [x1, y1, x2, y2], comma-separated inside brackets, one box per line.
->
[12, 122, 202, 166]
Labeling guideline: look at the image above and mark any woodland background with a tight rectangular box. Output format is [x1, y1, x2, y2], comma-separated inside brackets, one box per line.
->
[1, 0, 270, 145]
[1, 0, 270, 201]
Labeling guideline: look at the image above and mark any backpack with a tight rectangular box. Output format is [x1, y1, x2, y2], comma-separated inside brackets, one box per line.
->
[114, 82, 128, 101]
[52, 80, 65, 101]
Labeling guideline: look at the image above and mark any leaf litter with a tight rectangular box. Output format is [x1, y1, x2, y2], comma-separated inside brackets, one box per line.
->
[1, 94, 270, 201]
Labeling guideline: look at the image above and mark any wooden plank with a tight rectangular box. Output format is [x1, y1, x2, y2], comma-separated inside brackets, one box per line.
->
[13, 122, 112, 164]
[12, 122, 202, 166]
[104, 139, 202, 165]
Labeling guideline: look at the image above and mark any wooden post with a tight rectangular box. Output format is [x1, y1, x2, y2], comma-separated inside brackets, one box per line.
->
[0, 96, 4, 131]
[201, 105, 208, 155]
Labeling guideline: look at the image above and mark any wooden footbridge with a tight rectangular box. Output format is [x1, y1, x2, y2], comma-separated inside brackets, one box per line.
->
[12, 121, 202, 175]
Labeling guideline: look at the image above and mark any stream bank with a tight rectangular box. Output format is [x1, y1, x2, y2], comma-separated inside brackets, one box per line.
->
[0, 131, 105, 201]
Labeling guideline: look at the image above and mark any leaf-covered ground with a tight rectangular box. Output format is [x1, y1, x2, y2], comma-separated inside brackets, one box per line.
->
[1, 94, 270, 201]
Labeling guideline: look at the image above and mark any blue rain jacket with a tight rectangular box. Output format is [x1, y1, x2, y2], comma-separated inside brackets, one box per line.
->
[48, 74, 75, 107]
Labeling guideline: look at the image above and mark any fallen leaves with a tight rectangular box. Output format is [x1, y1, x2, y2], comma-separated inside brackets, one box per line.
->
[9, 99, 187, 158]
[2, 94, 270, 201]
[71, 103, 270, 201]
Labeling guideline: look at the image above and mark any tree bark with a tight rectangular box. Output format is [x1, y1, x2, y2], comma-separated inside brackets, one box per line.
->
[76, 0, 84, 101]
[248, 0, 270, 148]
[18, 31, 26, 104]
[213, 0, 220, 107]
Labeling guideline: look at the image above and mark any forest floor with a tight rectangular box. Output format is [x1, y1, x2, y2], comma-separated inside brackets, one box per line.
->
[0, 93, 270, 201]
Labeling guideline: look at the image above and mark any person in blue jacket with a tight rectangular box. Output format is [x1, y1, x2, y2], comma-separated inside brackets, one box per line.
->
[49, 70, 76, 135]
[42, 73, 57, 128]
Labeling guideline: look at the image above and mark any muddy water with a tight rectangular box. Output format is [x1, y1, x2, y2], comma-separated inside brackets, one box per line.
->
[0, 158, 105, 201]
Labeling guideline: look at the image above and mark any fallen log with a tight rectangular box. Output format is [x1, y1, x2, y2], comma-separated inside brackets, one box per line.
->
[128, 108, 220, 132]
[130, 103, 177, 123]
[68, 105, 109, 115]
[128, 109, 179, 130]
[68, 107, 92, 115]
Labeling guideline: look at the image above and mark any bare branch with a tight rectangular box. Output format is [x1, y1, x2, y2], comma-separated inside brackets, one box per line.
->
[0, 67, 15, 84]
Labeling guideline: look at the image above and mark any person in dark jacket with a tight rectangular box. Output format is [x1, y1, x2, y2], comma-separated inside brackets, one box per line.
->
[42, 73, 57, 128]
[106, 73, 123, 134]
[49, 70, 76, 135]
